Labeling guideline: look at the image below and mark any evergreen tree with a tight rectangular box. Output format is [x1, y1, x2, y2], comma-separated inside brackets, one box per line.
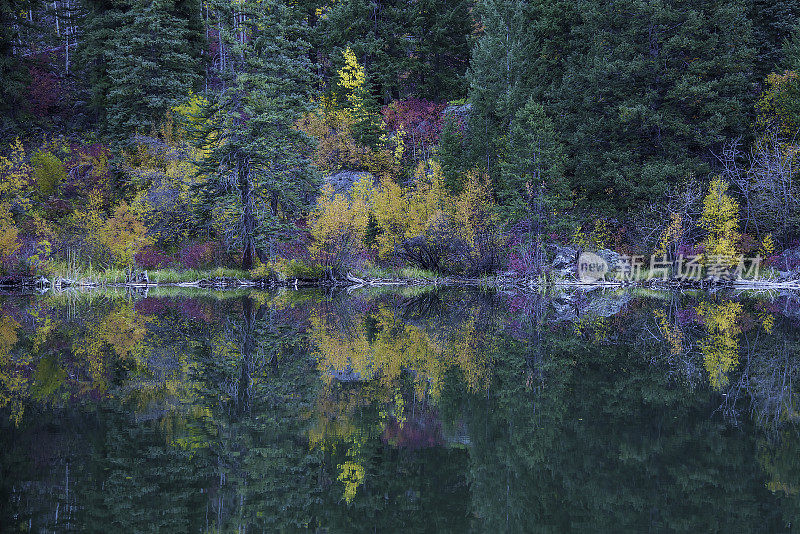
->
[77, 0, 203, 135]
[467, 0, 754, 216]
[318, 0, 415, 103]
[413, 0, 474, 101]
[105, 0, 201, 135]
[438, 114, 466, 194]
[499, 98, 569, 233]
[750, 0, 799, 80]
[558, 0, 754, 213]
[0, 0, 40, 137]
[196, 0, 316, 269]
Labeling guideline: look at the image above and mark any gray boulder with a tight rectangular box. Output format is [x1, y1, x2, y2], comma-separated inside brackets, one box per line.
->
[551, 245, 578, 270]
[443, 103, 472, 124]
[324, 170, 374, 195]
[594, 249, 622, 272]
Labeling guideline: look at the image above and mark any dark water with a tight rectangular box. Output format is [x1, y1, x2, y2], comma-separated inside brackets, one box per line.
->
[2, 287, 800, 532]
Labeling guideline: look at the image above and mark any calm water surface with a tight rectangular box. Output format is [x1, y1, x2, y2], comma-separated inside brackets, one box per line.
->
[2, 287, 800, 532]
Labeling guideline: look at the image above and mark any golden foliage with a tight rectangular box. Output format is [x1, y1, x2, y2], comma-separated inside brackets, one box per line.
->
[700, 177, 740, 266]
[572, 218, 613, 251]
[309, 162, 501, 269]
[0, 312, 26, 425]
[296, 101, 399, 179]
[653, 308, 684, 356]
[756, 71, 800, 137]
[0, 139, 33, 213]
[97, 203, 153, 268]
[73, 304, 148, 392]
[309, 175, 374, 269]
[655, 213, 682, 258]
[0, 203, 21, 263]
[697, 301, 742, 390]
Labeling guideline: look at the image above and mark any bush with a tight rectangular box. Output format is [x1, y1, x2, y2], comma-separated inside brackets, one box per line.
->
[135, 247, 175, 269]
[250, 258, 324, 281]
[283, 259, 324, 279]
[31, 150, 67, 197]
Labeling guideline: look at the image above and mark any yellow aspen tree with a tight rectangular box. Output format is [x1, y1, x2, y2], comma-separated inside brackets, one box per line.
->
[0, 139, 33, 214]
[96, 203, 153, 268]
[700, 177, 740, 266]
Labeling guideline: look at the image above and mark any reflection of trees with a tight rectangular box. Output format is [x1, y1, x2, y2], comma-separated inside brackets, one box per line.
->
[0, 309, 25, 424]
[697, 301, 743, 391]
[311, 291, 498, 402]
[6, 290, 800, 530]
[722, 316, 800, 431]
[191, 295, 326, 531]
[467, 325, 788, 532]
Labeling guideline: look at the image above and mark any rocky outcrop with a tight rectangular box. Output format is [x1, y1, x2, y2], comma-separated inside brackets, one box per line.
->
[323, 170, 375, 195]
[443, 103, 471, 125]
[550, 245, 578, 278]
[594, 249, 622, 272]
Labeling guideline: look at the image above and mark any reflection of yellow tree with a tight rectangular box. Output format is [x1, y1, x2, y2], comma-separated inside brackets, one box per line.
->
[697, 301, 742, 390]
[573, 314, 611, 344]
[0, 312, 26, 425]
[653, 308, 684, 356]
[759, 431, 800, 496]
[309, 302, 494, 503]
[73, 303, 148, 392]
[311, 304, 491, 401]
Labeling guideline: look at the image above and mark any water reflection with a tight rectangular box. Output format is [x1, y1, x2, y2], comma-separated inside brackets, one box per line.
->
[2, 288, 800, 531]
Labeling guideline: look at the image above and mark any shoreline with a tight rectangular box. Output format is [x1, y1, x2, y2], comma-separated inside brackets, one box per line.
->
[2, 272, 800, 292]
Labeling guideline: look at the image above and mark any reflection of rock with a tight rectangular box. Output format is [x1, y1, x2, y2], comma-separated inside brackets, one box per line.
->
[323, 170, 374, 195]
[583, 290, 630, 317]
[551, 299, 577, 321]
[549, 290, 630, 322]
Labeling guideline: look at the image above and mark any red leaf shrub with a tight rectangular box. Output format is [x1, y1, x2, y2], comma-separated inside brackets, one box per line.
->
[381, 99, 446, 166]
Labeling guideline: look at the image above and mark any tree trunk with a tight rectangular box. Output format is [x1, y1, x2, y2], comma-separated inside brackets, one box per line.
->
[239, 158, 256, 270]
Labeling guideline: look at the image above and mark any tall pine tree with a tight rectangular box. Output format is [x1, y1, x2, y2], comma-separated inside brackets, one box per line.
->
[413, 0, 474, 101]
[77, 0, 203, 136]
[196, 0, 316, 269]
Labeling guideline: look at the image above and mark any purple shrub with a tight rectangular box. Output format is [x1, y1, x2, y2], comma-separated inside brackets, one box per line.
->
[134, 247, 175, 269]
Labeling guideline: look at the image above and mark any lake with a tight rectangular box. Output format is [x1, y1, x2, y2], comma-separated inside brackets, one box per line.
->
[2, 287, 800, 532]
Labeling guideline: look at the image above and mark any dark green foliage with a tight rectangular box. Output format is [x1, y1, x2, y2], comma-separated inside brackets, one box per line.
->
[195, 0, 316, 268]
[317, 0, 473, 103]
[439, 114, 467, 194]
[0, 0, 38, 137]
[466, 0, 534, 178]
[77, 0, 203, 136]
[784, 23, 800, 72]
[318, 0, 416, 103]
[412, 0, 474, 101]
[468, 0, 755, 216]
[751, 0, 799, 80]
[499, 98, 569, 230]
